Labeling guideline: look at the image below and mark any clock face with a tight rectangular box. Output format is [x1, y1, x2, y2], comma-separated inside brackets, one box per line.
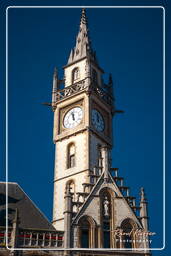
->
[91, 109, 105, 132]
[63, 107, 83, 129]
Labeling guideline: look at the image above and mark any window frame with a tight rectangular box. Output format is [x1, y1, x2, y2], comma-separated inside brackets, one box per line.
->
[67, 143, 76, 169]
[72, 67, 80, 83]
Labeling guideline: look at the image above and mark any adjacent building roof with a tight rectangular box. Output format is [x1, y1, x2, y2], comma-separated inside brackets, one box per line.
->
[0, 182, 55, 230]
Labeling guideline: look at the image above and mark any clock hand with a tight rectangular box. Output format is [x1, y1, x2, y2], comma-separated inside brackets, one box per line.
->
[71, 112, 75, 121]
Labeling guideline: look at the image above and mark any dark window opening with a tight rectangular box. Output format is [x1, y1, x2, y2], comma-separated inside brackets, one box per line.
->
[79, 217, 91, 248]
[103, 221, 110, 248]
[123, 235, 132, 248]
[69, 154, 75, 168]
[67, 143, 76, 169]
[81, 229, 89, 248]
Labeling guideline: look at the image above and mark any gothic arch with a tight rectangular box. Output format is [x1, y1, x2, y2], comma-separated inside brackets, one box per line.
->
[65, 179, 76, 201]
[78, 215, 96, 227]
[66, 179, 75, 190]
[99, 187, 116, 197]
[120, 218, 138, 249]
[120, 217, 138, 229]
[77, 215, 96, 248]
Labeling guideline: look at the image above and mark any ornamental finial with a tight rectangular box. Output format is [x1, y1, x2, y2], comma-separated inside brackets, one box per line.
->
[80, 8, 87, 25]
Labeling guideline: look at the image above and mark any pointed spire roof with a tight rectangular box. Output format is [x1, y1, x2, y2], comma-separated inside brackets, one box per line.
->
[67, 8, 97, 65]
[53, 66, 58, 80]
[140, 187, 147, 202]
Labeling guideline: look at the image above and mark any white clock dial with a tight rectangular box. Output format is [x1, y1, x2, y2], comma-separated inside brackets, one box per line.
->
[63, 107, 83, 129]
[92, 109, 105, 132]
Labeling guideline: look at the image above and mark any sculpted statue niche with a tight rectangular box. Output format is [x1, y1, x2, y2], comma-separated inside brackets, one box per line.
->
[103, 195, 110, 218]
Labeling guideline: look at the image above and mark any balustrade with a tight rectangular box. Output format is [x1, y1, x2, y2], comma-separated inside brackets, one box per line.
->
[55, 79, 113, 106]
[0, 227, 64, 248]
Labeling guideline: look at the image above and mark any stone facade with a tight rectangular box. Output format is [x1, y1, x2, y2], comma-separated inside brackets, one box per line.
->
[52, 9, 113, 231]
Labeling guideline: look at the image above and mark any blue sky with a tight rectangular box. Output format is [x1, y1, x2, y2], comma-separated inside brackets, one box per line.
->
[0, 0, 170, 253]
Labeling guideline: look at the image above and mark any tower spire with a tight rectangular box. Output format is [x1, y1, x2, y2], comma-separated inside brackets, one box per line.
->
[67, 8, 96, 65]
[80, 8, 87, 25]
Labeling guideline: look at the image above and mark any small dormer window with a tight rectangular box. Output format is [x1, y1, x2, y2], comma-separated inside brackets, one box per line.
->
[72, 67, 80, 83]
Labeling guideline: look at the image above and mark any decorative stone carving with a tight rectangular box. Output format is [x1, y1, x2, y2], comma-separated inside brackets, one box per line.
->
[103, 196, 110, 217]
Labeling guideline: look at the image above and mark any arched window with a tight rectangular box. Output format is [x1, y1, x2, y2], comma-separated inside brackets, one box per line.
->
[67, 143, 76, 168]
[121, 219, 135, 249]
[72, 67, 80, 83]
[78, 216, 96, 248]
[66, 180, 75, 201]
[66, 180, 75, 194]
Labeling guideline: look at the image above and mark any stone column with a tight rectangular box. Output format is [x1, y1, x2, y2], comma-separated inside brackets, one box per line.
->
[85, 58, 91, 89]
[63, 185, 72, 255]
[101, 146, 109, 183]
[110, 197, 115, 248]
[97, 226, 103, 248]
[140, 187, 150, 250]
[91, 226, 96, 248]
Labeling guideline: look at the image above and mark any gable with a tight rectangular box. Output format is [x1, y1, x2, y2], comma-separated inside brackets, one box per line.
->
[72, 173, 142, 228]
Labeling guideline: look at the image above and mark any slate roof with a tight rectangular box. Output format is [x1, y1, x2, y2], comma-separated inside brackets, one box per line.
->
[0, 182, 55, 230]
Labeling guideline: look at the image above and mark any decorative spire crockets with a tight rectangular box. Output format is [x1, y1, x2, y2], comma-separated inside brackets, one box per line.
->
[52, 67, 58, 110]
[140, 187, 149, 230]
[67, 8, 97, 64]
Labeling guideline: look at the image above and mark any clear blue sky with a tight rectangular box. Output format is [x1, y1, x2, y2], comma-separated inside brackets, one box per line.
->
[0, 0, 170, 254]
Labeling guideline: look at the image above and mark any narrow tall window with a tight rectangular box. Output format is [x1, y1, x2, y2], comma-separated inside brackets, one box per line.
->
[67, 143, 76, 168]
[102, 193, 111, 248]
[72, 67, 80, 83]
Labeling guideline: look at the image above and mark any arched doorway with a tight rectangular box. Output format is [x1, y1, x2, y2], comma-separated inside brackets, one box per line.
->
[78, 215, 96, 248]
[120, 218, 137, 249]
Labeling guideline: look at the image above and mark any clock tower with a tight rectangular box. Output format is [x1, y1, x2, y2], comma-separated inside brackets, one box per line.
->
[52, 9, 114, 230]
